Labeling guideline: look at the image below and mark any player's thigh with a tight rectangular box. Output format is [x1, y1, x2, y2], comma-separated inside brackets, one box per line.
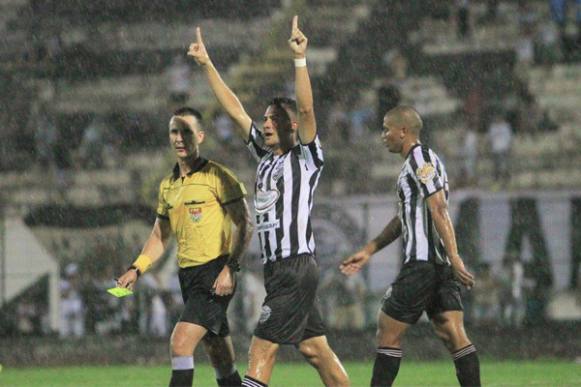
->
[170, 321, 208, 354]
[377, 310, 411, 347]
[430, 310, 471, 350]
[203, 334, 236, 367]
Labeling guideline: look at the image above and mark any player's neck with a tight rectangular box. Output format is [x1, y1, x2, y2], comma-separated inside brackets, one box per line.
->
[401, 139, 420, 158]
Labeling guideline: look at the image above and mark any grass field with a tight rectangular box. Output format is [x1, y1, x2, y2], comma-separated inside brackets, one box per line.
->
[1, 360, 579, 386]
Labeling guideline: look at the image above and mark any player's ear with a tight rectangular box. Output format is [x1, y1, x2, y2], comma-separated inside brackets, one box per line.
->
[291, 120, 299, 132]
[196, 130, 205, 144]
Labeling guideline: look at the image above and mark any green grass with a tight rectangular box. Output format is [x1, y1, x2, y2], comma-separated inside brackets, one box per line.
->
[1, 360, 580, 386]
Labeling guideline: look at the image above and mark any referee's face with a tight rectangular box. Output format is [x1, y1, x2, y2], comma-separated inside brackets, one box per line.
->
[382, 115, 403, 153]
[169, 115, 204, 159]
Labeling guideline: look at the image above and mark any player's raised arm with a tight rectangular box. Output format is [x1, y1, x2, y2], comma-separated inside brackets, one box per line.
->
[117, 217, 172, 289]
[289, 15, 316, 144]
[427, 190, 475, 288]
[188, 26, 252, 140]
[340, 216, 401, 276]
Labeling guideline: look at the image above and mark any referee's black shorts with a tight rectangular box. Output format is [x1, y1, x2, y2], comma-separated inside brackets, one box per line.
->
[178, 255, 233, 337]
[254, 254, 327, 345]
[381, 261, 463, 325]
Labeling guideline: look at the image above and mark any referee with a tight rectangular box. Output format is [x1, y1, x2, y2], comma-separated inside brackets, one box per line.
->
[188, 16, 349, 387]
[117, 107, 253, 387]
[341, 106, 481, 386]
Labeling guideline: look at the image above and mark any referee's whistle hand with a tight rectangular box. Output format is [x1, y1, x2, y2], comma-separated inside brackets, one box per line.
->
[212, 267, 235, 296]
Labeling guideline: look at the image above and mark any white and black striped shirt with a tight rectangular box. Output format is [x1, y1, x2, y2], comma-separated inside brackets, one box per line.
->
[397, 144, 449, 265]
[246, 124, 324, 263]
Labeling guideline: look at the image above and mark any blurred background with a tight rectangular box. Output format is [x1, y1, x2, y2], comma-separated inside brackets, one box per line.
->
[0, 0, 580, 367]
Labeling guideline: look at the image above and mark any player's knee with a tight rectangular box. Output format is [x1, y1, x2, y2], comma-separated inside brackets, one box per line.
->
[170, 331, 196, 355]
[299, 343, 321, 367]
[376, 326, 401, 347]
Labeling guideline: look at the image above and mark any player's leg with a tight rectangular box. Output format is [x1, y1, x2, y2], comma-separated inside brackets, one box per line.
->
[372, 311, 410, 387]
[203, 334, 242, 387]
[169, 321, 207, 387]
[431, 311, 480, 386]
[428, 265, 480, 387]
[374, 262, 435, 386]
[297, 335, 349, 387]
[242, 336, 280, 386]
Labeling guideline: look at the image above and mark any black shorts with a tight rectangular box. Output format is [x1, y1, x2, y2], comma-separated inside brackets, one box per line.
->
[178, 255, 233, 337]
[254, 254, 327, 345]
[381, 261, 463, 325]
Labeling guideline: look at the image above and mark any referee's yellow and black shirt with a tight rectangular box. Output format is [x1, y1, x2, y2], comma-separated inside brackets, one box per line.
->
[156, 158, 247, 268]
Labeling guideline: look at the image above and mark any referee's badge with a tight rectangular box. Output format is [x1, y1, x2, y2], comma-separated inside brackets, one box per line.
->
[416, 163, 436, 184]
[259, 305, 272, 324]
[188, 207, 202, 222]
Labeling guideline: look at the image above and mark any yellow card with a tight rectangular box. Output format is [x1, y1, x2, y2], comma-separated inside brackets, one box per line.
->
[107, 287, 134, 298]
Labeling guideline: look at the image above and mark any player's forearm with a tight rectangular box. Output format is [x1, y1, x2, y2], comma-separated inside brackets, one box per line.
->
[203, 61, 251, 134]
[294, 58, 316, 141]
[365, 216, 402, 255]
[431, 205, 460, 260]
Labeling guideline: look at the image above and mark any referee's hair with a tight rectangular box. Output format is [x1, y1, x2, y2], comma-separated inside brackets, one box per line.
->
[173, 107, 203, 122]
[386, 105, 423, 134]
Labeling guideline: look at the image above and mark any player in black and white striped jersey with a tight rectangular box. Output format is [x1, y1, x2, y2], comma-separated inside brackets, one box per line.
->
[341, 106, 480, 386]
[188, 15, 349, 387]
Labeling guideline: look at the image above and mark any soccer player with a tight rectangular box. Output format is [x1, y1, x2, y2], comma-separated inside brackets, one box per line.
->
[340, 106, 481, 387]
[116, 107, 253, 387]
[188, 16, 350, 387]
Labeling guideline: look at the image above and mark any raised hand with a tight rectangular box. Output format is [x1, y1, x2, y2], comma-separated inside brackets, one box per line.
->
[288, 15, 308, 58]
[188, 26, 211, 66]
[339, 250, 371, 276]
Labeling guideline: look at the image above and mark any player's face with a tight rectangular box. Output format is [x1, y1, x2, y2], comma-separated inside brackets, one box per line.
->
[262, 105, 287, 150]
[168, 115, 204, 159]
[381, 115, 403, 153]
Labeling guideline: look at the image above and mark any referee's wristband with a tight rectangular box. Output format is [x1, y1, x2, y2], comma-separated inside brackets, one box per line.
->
[131, 254, 153, 275]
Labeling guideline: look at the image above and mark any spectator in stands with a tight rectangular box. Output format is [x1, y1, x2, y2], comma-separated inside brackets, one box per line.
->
[517, 0, 538, 35]
[498, 254, 528, 327]
[535, 22, 562, 69]
[456, 0, 471, 39]
[549, 0, 581, 48]
[463, 82, 484, 132]
[472, 263, 500, 325]
[487, 112, 513, 187]
[459, 127, 478, 186]
[327, 100, 351, 145]
[79, 116, 107, 169]
[30, 102, 58, 167]
[166, 55, 192, 109]
[59, 263, 85, 338]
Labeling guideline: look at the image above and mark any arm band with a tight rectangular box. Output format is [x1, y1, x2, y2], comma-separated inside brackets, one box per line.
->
[132, 254, 153, 274]
[294, 57, 307, 67]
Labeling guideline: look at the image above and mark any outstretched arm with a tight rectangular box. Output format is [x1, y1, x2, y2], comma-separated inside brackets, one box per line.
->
[188, 27, 252, 140]
[427, 190, 475, 287]
[340, 216, 401, 276]
[289, 15, 316, 144]
[117, 218, 172, 289]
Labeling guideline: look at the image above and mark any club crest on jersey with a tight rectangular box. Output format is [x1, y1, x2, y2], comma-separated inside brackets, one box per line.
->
[189, 207, 202, 222]
[271, 163, 284, 183]
[259, 305, 271, 324]
[255, 189, 280, 214]
[382, 286, 393, 301]
[416, 163, 436, 184]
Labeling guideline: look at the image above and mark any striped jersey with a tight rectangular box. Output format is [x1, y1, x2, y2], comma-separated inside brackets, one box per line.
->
[246, 123, 324, 263]
[396, 144, 449, 265]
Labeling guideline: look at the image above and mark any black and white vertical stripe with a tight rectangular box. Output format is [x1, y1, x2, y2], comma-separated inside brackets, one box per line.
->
[397, 144, 449, 265]
[246, 124, 324, 263]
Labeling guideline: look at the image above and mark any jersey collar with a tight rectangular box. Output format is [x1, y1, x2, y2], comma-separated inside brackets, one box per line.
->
[171, 157, 208, 181]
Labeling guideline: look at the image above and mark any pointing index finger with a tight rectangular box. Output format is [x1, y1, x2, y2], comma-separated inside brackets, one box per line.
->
[196, 26, 203, 43]
[292, 15, 298, 31]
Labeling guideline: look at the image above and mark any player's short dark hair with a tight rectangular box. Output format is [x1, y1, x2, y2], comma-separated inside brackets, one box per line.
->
[269, 97, 297, 115]
[173, 107, 203, 122]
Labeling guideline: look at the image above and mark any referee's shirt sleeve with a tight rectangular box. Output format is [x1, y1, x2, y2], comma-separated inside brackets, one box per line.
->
[245, 122, 269, 161]
[410, 146, 443, 198]
[156, 179, 170, 220]
[215, 166, 247, 206]
[299, 134, 324, 169]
